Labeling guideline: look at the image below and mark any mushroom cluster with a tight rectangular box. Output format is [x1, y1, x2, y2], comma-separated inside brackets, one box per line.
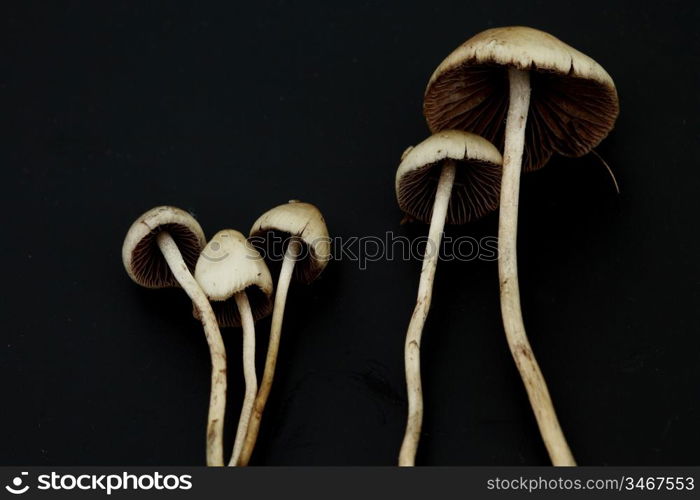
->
[122, 202, 329, 466]
[395, 26, 619, 466]
[121, 25, 620, 468]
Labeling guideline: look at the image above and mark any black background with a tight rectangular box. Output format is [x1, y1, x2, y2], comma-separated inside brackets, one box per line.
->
[2, 1, 698, 466]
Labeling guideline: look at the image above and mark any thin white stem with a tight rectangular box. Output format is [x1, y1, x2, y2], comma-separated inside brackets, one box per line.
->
[499, 68, 575, 466]
[398, 161, 456, 466]
[591, 149, 620, 194]
[156, 232, 226, 467]
[238, 238, 301, 466]
[228, 290, 257, 466]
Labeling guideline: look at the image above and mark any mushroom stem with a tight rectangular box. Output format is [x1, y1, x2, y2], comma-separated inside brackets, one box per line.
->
[238, 237, 301, 466]
[499, 67, 575, 466]
[228, 290, 258, 466]
[399, 160, 456, 466]
[156, 231, 226, 467]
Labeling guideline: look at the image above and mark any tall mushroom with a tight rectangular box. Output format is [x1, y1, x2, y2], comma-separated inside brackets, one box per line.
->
[396, 130, 503, 466]
[423, 26, 620, 465]
[238, 200, 330, 466]
[122, 206, 227, 466]
[193, 229, 273, 466]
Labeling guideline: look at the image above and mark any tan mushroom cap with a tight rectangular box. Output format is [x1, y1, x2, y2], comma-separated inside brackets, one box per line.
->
[424, 26, 619, 171]
[194, 229, 273, 328]
[396, 130, 503, 225]
[122, 205, 206, 289]
[249, 201, 330, 284]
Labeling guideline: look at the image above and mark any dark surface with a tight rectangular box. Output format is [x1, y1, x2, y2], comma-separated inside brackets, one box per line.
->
[2, 1, 698, 466]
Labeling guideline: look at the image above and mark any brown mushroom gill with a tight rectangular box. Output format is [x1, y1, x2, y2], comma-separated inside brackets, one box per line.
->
[396, 158, 502, 224]
[424, 65, 618, 172]
[206, 287, 273, 327]
[130, 223, 202, 287]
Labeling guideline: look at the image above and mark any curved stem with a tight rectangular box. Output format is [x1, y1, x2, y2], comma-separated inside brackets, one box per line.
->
[590, 149, 620, 194]
[398, 161, 456, 466]
[156, 232, 226, 467]
[228, 291, 257, 466]
[499, 68, 575, 466]
[238, 238, 301, 466]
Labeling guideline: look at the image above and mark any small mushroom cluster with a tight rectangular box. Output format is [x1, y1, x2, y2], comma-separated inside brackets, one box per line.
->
[122, 202, 330, 466]
[396, 26, 619, 466]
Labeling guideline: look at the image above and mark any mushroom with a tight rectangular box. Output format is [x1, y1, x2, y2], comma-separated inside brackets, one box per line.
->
[193, 229, 273, 466]
[238, 200, 330, 466]
[122, 206, 227, 466]
[423, 26, 619, 465]
[395, 130, 503, 466]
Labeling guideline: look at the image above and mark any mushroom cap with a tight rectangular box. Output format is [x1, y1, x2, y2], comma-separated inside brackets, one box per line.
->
[249, 201, 330, 284]
[396, 130, 503, 225]
[122, 206, 206, 289]
[424, 26, 619, 171]
[194, 229, 273, 328]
